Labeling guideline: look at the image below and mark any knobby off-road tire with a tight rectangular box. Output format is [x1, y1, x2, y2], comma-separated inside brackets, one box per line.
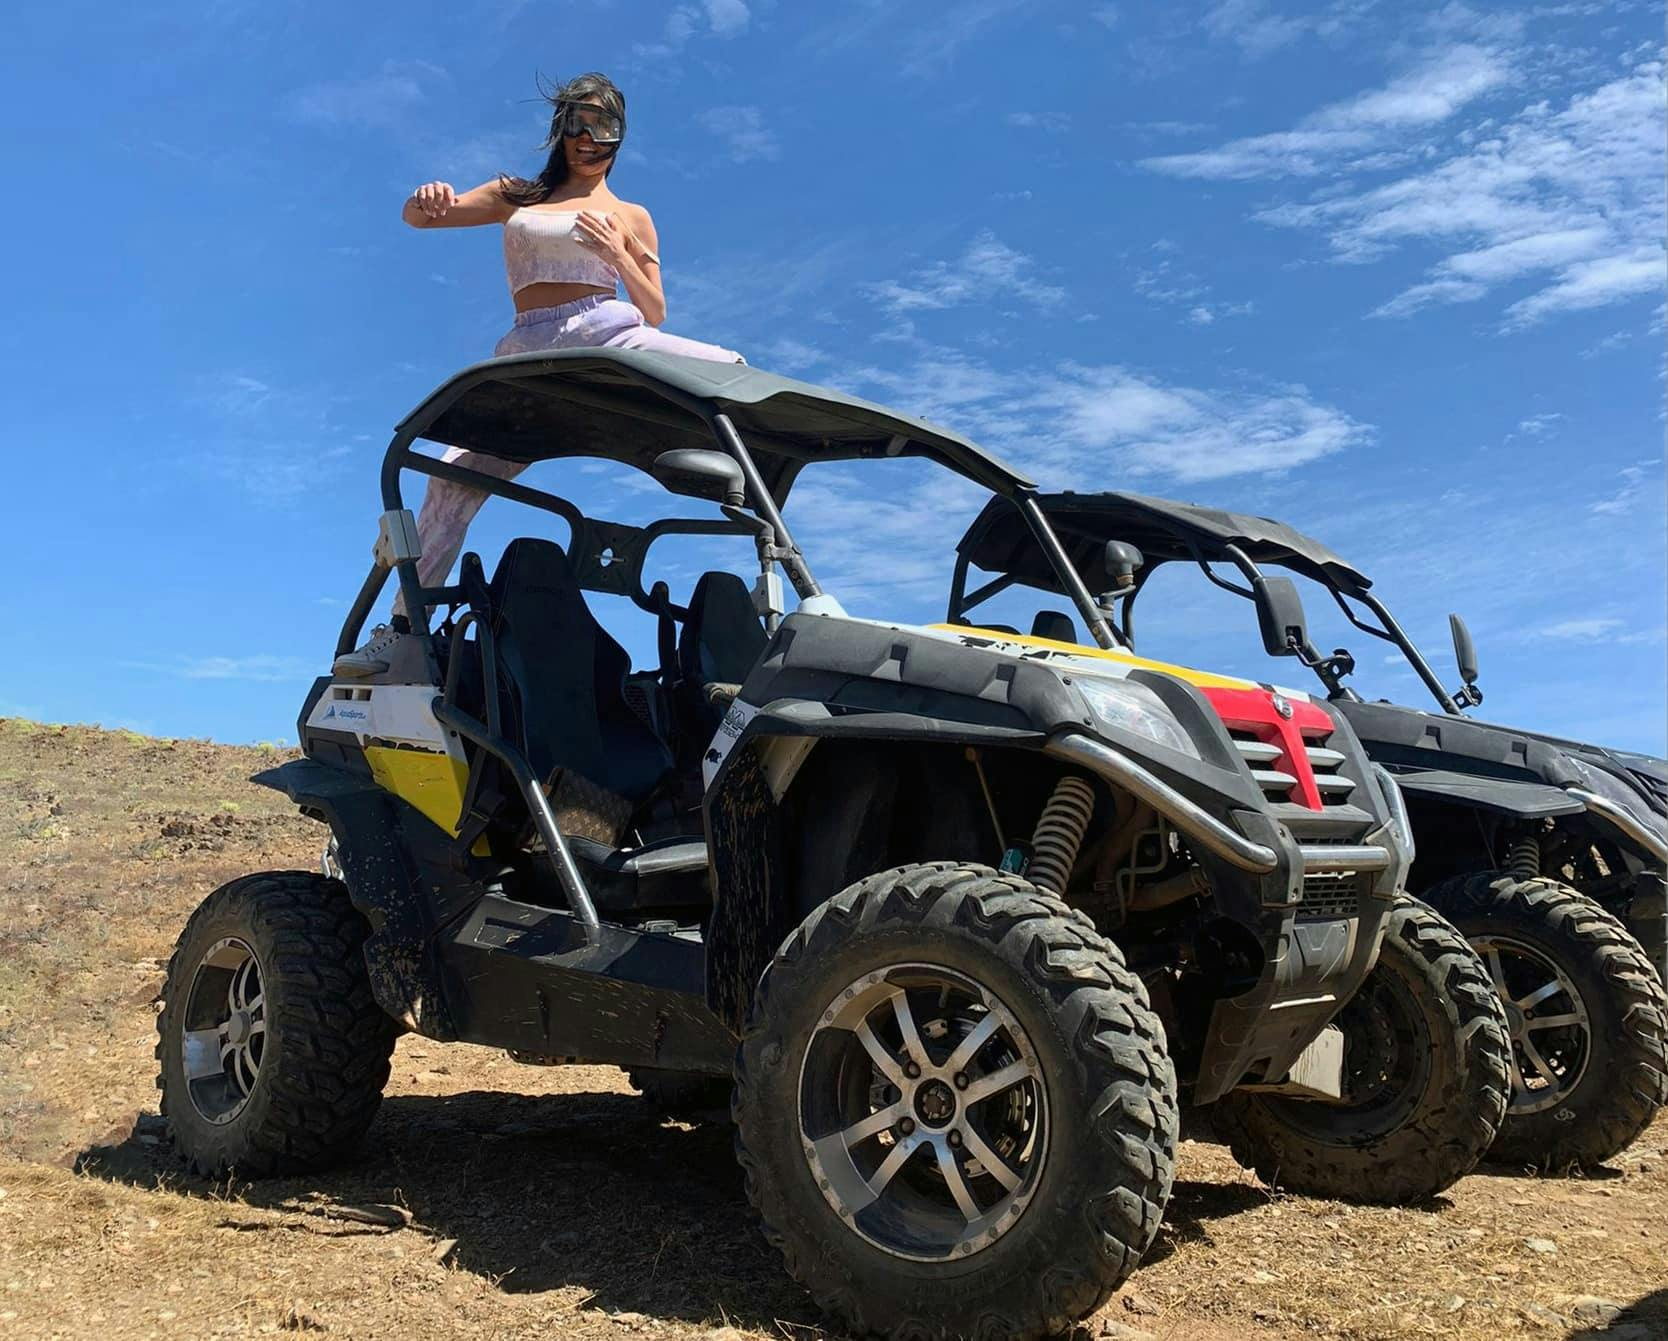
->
[1421, 872, 1668, 1168]
[1213, 895, 1509, 1204]
[733, 862, 1178, 1341]
[627, 1067, 733, 1119]
[157, 872, 399, 1177]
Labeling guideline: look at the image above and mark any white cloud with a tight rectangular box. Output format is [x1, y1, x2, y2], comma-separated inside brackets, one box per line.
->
[703, 0, 750, 36]
[899, 0, 1025, 75]
[1502, 247, 1666, 328]
[1589, 463, 1661, 515]
[633, 0, 750, 62]
[866, 232, 1065, 313]
[698, 106, 779, 163]
[1539, 618, 1623, 640]
[1274, 59, 1668, 327]
[1515, 412, 1564, 437]
[1133, 256, 1253, 326]
[838, 352, 1369, 486]
[771, 350, 1371, 610]
[283, 60, 447, 130]
[1201, 0, 1377, 61]
[121, 655, 320, 683]
[1150, 43, 1665, 330]
[1143, 43, 1511, 180]
[1007, 111, 1072, 133]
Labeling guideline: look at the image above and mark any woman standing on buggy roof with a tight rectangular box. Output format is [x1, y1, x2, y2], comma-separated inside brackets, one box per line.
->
[337, 71, 745, 676]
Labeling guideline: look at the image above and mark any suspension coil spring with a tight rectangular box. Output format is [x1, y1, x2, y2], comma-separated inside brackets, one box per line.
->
[1506, 834, 1541, 882]
[1028, 775, 1097, 896]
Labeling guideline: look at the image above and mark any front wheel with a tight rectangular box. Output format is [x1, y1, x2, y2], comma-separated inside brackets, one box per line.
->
[733, 862, 1178, 1341]
[1422, 873, 1668, 1168]
[1212, 896, 1510, 1204]
[156, 871, 399, 1177]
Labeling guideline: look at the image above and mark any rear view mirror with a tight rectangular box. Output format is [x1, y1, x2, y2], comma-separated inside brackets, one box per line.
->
[1098, 540, 1144, 593]
[1448, 612, 1483, 706]
[1253, 575, 1309, 658]
[1449, 613, 1478, 685]
[651, 449, 745, 506]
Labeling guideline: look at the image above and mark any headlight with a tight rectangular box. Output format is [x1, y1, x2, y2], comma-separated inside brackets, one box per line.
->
[1075, 675, 1200, 760]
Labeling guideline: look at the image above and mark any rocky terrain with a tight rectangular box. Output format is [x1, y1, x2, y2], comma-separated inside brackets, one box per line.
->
[1, 717, 1663, 1340]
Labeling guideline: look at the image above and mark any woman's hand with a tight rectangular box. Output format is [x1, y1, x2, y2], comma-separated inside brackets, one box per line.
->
[574, 210, 636, 267]
[412, 181, 457, 220]
[401, 180, 509, 229]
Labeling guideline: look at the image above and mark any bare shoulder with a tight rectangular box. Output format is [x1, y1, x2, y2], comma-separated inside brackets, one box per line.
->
[613, 198, 656, 232]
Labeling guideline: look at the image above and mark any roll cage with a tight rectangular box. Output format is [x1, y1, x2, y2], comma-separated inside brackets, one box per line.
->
[327, 349, 1123, 944]
[951, 491, 1469, 715]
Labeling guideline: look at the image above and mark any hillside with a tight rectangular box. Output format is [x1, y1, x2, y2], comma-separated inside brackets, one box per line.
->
[0, 717, 1663, 1340]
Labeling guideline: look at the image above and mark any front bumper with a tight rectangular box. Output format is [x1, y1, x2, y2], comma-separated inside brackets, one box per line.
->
[1568, 786, 1668, 866]
[1050, 729, 1415, 1102]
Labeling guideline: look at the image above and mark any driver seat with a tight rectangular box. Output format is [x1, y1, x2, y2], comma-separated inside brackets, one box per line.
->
[673, 571, 768, 759]
[488, 538, 673, 841]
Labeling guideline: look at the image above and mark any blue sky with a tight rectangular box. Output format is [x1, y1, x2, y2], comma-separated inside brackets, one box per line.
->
[3, 0, 1664, 752]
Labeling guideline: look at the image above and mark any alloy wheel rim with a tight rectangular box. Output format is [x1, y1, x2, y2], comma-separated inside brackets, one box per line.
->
[180, 937, 267, 1125]
[1473, 934, 1592, 1115]
[796, 963, 1049, 1262]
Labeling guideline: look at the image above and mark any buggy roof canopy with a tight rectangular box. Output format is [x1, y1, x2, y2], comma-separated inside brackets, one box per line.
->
[958, 491, 1373, 595]
[394, 347, 1034, 502]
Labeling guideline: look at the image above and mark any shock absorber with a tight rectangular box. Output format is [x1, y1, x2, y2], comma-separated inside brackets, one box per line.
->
[1506, 833, 1541, 882]
[1027, 774, 1097, 896]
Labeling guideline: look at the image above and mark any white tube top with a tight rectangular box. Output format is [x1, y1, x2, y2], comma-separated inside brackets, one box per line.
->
[503, 209, 620, 294]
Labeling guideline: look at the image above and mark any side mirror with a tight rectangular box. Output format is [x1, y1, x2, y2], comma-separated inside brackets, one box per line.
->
[1253, 574, 1309, 658]
[1101, 540, 1143, 589]
[1092, 540, 1144, 606]
[651, 449, 745, 506]
[1449, 613, 1478, 685]
[1449, 612, 1483, 706]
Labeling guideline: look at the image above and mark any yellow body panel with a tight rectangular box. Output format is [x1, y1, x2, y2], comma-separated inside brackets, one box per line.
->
[930, 624, 1259, 693]
[364, 746, 472, 837]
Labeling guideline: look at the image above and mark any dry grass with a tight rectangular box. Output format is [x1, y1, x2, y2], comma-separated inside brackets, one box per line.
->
[0, 717, 1663, 1340]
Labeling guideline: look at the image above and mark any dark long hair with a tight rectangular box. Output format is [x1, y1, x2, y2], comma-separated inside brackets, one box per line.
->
[498, 72, 626, 207]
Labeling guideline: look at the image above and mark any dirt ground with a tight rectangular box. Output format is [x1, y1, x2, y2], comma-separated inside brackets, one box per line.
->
[1, 717, 1663, 1341]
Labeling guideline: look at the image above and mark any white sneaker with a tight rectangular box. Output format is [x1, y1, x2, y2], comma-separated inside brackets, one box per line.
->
[332, 624, 407, 679]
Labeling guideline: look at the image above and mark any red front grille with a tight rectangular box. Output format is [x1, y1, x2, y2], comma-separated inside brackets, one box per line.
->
[1200, 687, 1341, 811]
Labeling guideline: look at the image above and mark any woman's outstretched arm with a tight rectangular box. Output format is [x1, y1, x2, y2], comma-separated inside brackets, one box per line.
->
[402, 180, 514, 229]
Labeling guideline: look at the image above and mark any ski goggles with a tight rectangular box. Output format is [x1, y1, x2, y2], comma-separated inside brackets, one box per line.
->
[556, 101, 625, 146]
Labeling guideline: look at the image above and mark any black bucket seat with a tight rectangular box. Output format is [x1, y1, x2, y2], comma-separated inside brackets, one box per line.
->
[671, 571, 769, 762]
[489, 538, 672, 806]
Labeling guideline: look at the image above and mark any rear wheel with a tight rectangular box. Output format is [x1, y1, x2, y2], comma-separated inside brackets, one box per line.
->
[1422, 872, 1668, 1168]
[1213, 896, 1509, 1203]
[157, 872, 399, 1177]
[734, 862, 1177, 1341]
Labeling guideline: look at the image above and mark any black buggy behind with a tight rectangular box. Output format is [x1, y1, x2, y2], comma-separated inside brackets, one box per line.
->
[956, 488, 1668, 1167]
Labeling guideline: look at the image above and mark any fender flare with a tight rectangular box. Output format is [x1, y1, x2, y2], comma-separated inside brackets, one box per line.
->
[253, 759, 457, 1038]
[1391, 768, 1587, 821]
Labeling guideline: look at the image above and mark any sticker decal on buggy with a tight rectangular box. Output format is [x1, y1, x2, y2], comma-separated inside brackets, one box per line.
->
[703, 699, 760, 788]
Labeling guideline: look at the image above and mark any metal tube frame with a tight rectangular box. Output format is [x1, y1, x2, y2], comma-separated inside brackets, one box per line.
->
[433, 698, 603, 940]
[710, 413, 822, 598]
[1017, 495, 1116, 650]
[1568, 787, 1668, 865]
[1045, 730, 1397, 876]
[1044, 732, 1279, 873]
[357, 404, 831, 943]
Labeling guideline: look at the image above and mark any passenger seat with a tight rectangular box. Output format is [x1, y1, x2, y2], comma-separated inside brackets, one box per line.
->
[1030, 610, 1079, 644]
